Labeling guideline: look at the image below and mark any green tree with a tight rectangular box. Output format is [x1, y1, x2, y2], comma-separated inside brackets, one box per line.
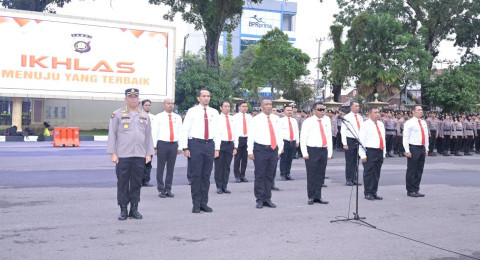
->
[243, 28, 310, 101]
[347, 13, 430, 100]
[318, 25, 350, 102]
[175, 52, 233, 112]
[231, 44, 258, 98]
[283, 80, 314, 109]
[334, 0, 477, 104]
[425, 59, 480, 113]
[1, 0, 70, 12]
[149, 0, 262, 70]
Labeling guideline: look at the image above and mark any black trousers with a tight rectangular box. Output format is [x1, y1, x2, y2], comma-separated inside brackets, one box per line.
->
[428, 130, 437, 152]
[253, 143, 278, 203]
[476, 130, 480, 152]
[189, 139, 215, 207]
[345, 137, 359, 182]
[116, 157, 145, 205]
[142, 161, 152, 184]
[362, 148, 383, 196]
[305, 147, 327, 199]
[280, 140, 296, 177]
[336, 126, 343, 149]
[442, 135, 451, 153]
[385, 134, 394, 153]
[436, 136, 443, 153]
[406, 145, 426, 193]
[156, 140, 178, 192]
[187, 139, 192, 182]
[395, 135, 405, 153]
[455, 136, 463, 152]
[233, 137, 248, 179]
[464, 136, 473, 153]
[214, 141, 234, 189]
[450, 137, 456, 153]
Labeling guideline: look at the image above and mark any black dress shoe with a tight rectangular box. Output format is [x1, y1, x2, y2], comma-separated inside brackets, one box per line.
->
[416, 192, 425, 197]
[443, 153, 451, 156]
[235, 178, 241, 183]
[317, 198, 329, 204]
[322, 184, 328, 188]
[118, 205, 128, 221]
[158, 192, 166, 198]
[346, 181, 354, 186]
[192, 206, 201, 213]
[308, 199, 314, 205]
[373, 194, 383, 200]
[240, 177, 249, 182]
[200, 205, 213, 212]
[365, 194, 375, 200]
[256, 202, 263, 208]
[216, 188, 223, 194]
[407, 192, 419, 197]
[165, 191, 175, 198]
[281, 176, 287, 181]
[223, 189, 231, 194]
[286, 175, 294, 180]
[271, 186, 280, 191]
[142, 182, 153, 187]
[263, 201, 277, 208]
[128, 203, 142, 219]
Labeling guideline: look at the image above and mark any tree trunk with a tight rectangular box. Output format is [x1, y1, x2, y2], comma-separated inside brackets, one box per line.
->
[332, 84, 342, 102]
[205, 33, 221, 72]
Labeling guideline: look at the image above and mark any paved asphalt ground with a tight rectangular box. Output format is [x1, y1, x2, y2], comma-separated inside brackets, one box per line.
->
[1, 141, 479, 259]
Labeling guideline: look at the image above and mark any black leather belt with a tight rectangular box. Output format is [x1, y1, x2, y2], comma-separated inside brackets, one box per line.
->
[192, 138, 213, 143]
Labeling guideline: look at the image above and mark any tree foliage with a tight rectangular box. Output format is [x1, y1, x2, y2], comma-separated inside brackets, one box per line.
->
[347, 13, 431, 100]
[230, 44, 258, 98]
[242, 28, 310, 102]
[149, 0, 262, 70]
[334, 0, 477, 104]
[175, 52, 233, 112]
[1, 0, 70, 12]
[282, 80, 315, 109]
[425, 58, 480, 113]
[318, 25, 350, 102]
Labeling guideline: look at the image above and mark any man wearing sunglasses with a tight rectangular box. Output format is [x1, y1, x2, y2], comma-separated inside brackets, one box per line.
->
[300, 102, 332, 205]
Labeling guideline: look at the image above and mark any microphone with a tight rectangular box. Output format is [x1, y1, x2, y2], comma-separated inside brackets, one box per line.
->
[337, 115, 346, 121]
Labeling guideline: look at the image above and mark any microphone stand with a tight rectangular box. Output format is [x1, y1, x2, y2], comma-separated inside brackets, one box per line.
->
[330, 116, 376, 228]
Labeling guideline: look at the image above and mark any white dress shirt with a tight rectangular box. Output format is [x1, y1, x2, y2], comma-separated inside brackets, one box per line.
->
[279, 116, 299, 142]
[247, 112, 284, 155]
[358, 119, 386, 159]
[214, 113, 235, 150]
[152, 111, 182, 146]
[300, 115, 333, 158]
[403, 117, 429, 153]
[232, 112, 252, 148]
[341, 112, 364, 145]
[179, 105, 219, 150]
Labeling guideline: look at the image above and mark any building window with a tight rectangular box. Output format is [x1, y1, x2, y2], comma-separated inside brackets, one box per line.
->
[282, 14, 296, 32]
[60, 107, 66, 119]
[241, 39, 258, 53]
[46, 106, 52, 119]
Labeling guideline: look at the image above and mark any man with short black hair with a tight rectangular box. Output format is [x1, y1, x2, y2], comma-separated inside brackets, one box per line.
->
[107, 88, 155, 220]
[279, 105, 299, 181]
[180, 89, 219, 213]
[403, 105, 429, 198]
[232, 101, 251, 183]
[341, 101, 363, 186]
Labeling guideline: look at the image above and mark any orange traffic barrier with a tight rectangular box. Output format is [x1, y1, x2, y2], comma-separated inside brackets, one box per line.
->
[52, 127, 80, 147]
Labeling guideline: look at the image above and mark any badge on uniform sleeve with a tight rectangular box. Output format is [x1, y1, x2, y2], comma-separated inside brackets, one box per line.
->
[111, 113, 115, 119]
[124, 124, 129, 129]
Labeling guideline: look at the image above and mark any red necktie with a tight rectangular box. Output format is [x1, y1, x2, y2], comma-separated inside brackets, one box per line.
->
[243, 113, 247, 135]
[355, 114, 361, 130]
[318, 119, 327, 147]
[168, 114, 174, 142]
[204, 107, 209, 140]
[418, 120, 425, 146]
[226, 114, 232, 141]
[375, 121, 383, 150]
[288, 117, 294, 141]
[267, 115, 277, 150]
